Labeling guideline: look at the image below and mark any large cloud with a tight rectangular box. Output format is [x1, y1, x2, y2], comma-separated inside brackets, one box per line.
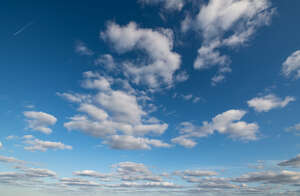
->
[182, 0, 275, 85]
[23, 111, 57, 134]
[63, 71, 170, 150]
[172, 110, 259, 148]
[101, 22, 181, 89]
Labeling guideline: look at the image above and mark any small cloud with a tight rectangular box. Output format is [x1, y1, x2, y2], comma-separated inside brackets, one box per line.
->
[247, 94, 295, 112]
[23, 111, 57, 134]
[75, 41, 94, 56]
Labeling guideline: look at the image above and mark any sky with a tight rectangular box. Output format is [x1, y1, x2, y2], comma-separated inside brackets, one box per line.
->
[1, 0, 300, 195]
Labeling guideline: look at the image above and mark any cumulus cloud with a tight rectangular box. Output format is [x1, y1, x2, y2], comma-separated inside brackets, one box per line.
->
[278, 155, 300, 168]
[101, 22, 181, 89]
[23, 136, 72, 152]
[139, 0, 185, 11]
[282, 50, 300, 79]
[182, 0, 275, 85]
[247, 94, 295, 112]
[0, 142, 2, 149]
[23, 111, 57, 134]
[172, 110, 259, 148]
[75, 41, 94, 56]
[63, 71, 169, 150]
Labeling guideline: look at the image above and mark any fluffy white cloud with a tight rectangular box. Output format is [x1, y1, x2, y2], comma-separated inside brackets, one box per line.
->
[75, 41, 94, 56]
[282, 50, 300, 79]
[63, 72, 169, 150]
[139, 0, 185, 11]
[182, 0, 274, 85]
[23, 111, 57, 134]
[278, 155, 300, 168]
[23, 136, 72, 152]
[247, 94, 295, 112]
[101, 22, 181, 89]
[172, 110, 259, 148]
[0, 142, 2, 149]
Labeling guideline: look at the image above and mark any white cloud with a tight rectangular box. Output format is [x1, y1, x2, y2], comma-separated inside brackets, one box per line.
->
[139, 0, 185, 11]
[23, 111, 57, 134]
[0, 142, 2, 149]
[278, 155, 300, 168]
[247, 94, 295, 112]
[63, 72, 169, 150]
[282, 50, 300, 79]
[172, 110, 259, 148]
[23, 136, 72, 152]
[101, 22, 181, 89]
[75, 41, 94, 56]
[171, 136, 197, 148]
[73, 170, 112, 181]
[105, 135, 171, 150]
[182, 0, 274, 85]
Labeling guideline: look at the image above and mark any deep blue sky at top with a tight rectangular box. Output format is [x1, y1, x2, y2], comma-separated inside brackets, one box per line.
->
[1, 0, 300, 175]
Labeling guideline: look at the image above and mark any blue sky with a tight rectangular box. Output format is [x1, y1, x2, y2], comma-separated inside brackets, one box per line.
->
[1, 0, 300, 195]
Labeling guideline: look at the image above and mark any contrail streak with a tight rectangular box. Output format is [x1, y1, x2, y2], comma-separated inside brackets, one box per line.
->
[13, 21, 34, 36]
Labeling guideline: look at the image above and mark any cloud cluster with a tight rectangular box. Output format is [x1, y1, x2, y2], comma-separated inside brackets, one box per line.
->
[247, 94, 295, 112]
[23, 135, 72, 152]
[101, 22, 181, 89]
[63, 71, 170, 150]
[172, 110, 259, 148]
[182, 0, 275, 84]
[23, 111, 57, 134]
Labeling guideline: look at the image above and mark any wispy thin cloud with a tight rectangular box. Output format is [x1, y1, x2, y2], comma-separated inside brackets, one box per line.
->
[13, 21, 34, 36]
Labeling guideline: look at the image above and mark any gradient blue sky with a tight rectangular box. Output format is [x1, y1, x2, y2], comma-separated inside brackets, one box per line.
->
[1, 0, 300, 195]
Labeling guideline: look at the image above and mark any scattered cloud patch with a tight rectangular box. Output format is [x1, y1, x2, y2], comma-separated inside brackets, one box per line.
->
[23, 111, 57, 134]
[172, 110, 259, 148]
[182, 0, 275, 85]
